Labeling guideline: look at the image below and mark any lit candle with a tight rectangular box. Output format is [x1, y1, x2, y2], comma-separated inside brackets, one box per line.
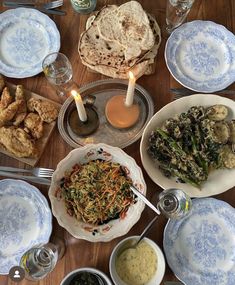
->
[71, 90, 87, 122]
[125, 71, 136, 107]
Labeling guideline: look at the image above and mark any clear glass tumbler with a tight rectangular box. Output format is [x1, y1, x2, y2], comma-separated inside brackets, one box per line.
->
[42, 52, 75, 97]
[20, 237, 65, 281]
[157, 188, 192, 219]
[166, 0, 195, 34]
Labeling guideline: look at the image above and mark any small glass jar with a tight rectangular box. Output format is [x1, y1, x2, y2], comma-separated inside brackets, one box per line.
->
[157, 188, 192, 219]
[70, 0, 97, 14]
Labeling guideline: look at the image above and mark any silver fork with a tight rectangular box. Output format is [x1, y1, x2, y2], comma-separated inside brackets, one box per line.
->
[43, 0, 63, 9]
[3, 0, 63, 10]
[0, 166, 54, 178]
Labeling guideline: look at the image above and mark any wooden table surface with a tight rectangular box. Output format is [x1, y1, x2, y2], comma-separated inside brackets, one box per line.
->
[1, 0, 235, 284]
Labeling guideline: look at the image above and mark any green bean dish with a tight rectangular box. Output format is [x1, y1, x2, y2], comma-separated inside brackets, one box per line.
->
[148, 105, 235, 189]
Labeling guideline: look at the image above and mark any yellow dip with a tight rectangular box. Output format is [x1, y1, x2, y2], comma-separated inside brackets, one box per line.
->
[116, 240, 157, 285]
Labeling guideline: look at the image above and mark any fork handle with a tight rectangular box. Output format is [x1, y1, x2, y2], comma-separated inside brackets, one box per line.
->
[0, 166, 31, 173]
[0, 171, 51, 186]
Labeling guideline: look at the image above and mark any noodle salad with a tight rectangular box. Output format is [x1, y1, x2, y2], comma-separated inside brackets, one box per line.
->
[56, 160, 136, 225]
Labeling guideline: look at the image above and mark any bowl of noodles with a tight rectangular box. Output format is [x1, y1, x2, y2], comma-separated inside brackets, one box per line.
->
[49, 143, 146, 242]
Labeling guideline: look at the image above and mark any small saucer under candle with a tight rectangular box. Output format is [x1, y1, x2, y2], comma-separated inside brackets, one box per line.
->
[68, 105, 99, 137]
[105, 95, 140, 129]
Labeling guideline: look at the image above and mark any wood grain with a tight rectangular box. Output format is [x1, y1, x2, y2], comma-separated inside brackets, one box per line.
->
[1, 1, 235, 285]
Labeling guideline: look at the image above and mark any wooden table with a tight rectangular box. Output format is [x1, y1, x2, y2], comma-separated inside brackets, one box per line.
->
[1, 0, 235, 284]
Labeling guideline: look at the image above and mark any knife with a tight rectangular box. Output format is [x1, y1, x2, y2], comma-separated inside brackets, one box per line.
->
[170, 88, 235, 96]
[3, 3, 66, 15]
[0, 171, 51, 186]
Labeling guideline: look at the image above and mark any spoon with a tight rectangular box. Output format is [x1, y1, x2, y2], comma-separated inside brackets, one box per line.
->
[118, 214, 159, 256]
[134, 215, 159, 246]
[130, 185, 161, 215]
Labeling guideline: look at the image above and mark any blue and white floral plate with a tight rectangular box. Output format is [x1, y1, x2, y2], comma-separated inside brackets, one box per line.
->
[165, 20, 235, 93]
[163, 198, 235, 285]
[0, 8, 60, 78]
[0, 179, 52, 274]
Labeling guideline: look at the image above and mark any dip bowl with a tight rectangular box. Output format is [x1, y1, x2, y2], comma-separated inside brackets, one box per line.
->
[60, 267, 112, 285]
[109, 236, 165, 285]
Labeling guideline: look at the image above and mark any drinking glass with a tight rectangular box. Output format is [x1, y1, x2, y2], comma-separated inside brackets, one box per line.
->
[42, 52, 75, 97]
[20, 237, 65, 281]
[157, 188, 192, 219]
[166, 0, 195, 34]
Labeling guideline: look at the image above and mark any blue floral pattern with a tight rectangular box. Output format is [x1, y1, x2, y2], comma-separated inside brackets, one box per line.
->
[0, 202, 29, 250]
[0, 179, 52, 275]
[186, 220, 227, 268]
[6, 27, 46, 66]
[0, 8, 60, 78]
[163, 198, 235, 285]
[183, 42, 220, 76]
[165, 20, 235, 92]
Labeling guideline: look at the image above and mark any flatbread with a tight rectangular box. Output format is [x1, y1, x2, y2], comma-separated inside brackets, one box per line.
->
[97, 1, 155, 61]
[78, 3, 161, 79]
[79, 5, 142, 73]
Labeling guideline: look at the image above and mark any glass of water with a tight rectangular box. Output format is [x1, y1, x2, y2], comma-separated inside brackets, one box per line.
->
[166, 0, 195, 34]
[157, 188, 192, 219]
[20, 237, 65, 281]
[42, 52, 75, 97]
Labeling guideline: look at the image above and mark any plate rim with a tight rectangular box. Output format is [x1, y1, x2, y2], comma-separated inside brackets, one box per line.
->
[0, 179, 52, 274]
[163, 198, 235, 285]
[165, 20, 235, 93]
[0, 7, 60, 78]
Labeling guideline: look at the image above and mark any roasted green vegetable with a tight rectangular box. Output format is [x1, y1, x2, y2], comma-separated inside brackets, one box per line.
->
[148, 105, 234, 189]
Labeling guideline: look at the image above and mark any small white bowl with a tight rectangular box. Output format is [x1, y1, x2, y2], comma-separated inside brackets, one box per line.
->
[109, 236, 165, 285]
[60, 267, 112, 285]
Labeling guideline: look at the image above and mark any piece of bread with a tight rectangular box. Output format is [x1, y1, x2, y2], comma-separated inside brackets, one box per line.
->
[80, 13, 161, 79]
[97, 1, 155, 61]
[79, 5, 142, 73]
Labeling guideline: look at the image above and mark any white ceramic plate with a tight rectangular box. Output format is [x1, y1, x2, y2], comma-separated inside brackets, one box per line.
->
[165, 20, 235, 93]
[0, 179, 52, 274]
[140, 94, 235, 197]
[163, 198, 235, 285]
[49, 143, 146, 242]
[0, 8, 60, 78]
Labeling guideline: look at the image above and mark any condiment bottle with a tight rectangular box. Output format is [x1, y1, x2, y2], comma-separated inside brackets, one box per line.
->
[157, 188, 192, 219]
[70, 0, 97, 14]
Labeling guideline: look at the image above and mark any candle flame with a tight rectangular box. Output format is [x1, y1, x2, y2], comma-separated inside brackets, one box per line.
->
[71, 90, 81, 100]
[129, 71, 135, 80]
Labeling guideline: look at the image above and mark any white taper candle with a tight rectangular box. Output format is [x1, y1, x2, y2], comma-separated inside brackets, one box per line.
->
[125, 71, 136, 107]
[71, 90, 87, 122]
